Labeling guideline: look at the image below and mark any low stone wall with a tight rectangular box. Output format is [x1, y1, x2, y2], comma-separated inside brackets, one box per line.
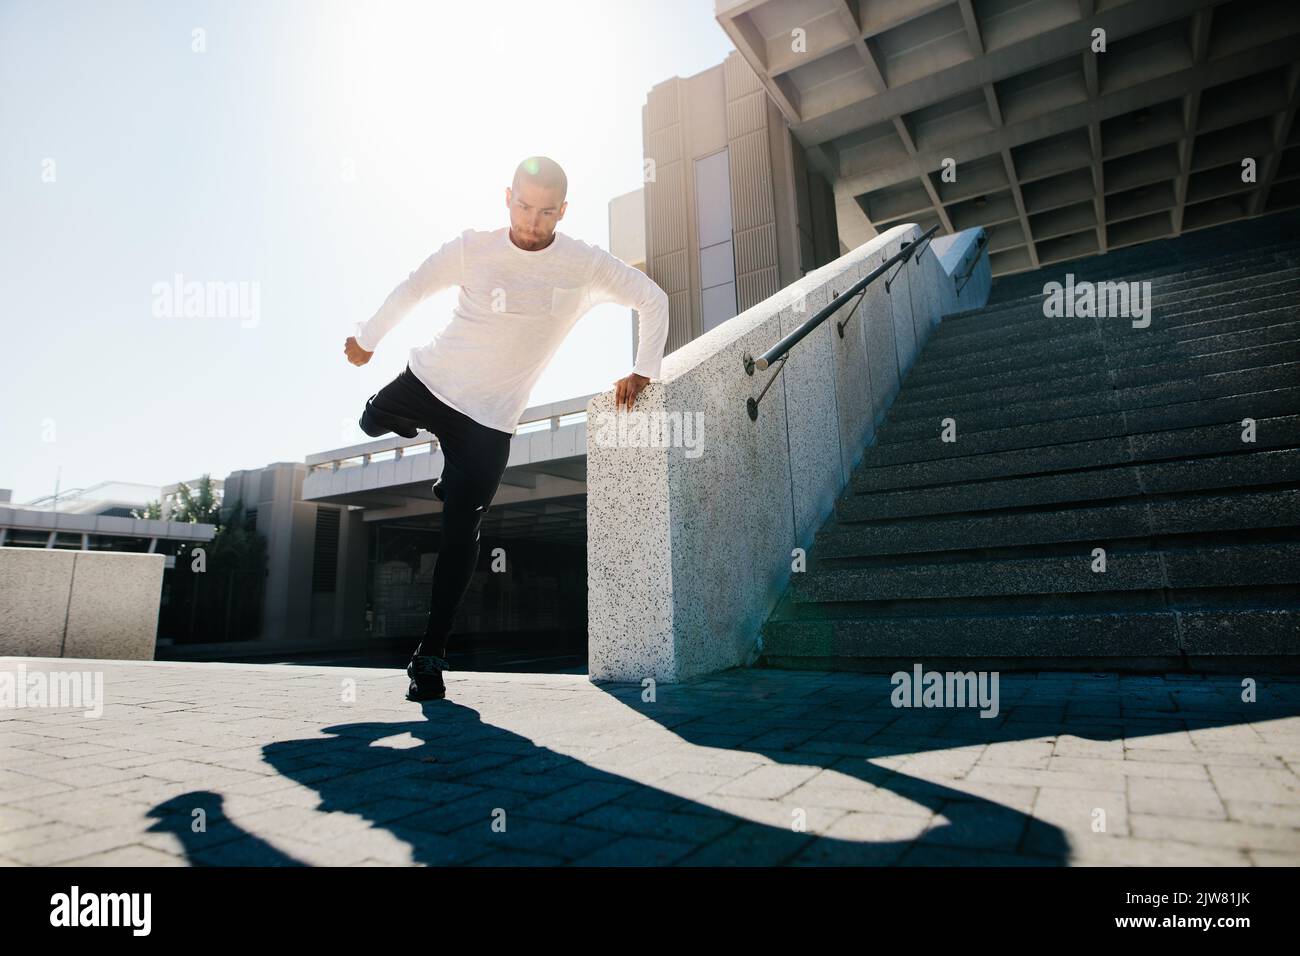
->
[0, 547, 164, 660]
[932, 229, 992, 314]
[586, 224, 990, 684]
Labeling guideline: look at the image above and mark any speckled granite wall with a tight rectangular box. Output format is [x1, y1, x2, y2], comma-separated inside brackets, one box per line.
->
[587, 224, 990, 683]
[0, 548, 163, 660]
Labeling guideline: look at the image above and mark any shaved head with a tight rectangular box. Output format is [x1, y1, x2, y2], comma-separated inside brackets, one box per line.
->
[512, 156, 567, 205]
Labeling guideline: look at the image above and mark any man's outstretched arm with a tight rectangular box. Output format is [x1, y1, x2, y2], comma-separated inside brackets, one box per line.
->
[587, 246, 670, 409]
[345, 232, 465, 366]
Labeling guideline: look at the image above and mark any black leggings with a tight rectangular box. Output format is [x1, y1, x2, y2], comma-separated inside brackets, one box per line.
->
[358, 365, 512, 657]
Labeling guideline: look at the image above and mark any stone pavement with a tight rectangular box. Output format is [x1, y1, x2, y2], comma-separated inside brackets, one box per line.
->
[2, 657, 1298, 866]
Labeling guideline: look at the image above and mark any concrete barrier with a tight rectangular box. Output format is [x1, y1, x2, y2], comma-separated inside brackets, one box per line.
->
[0, 547, 163, 660]
[586, 223, 990, 683]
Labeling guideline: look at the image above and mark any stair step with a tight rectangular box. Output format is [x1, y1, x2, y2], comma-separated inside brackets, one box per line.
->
[865, 387, 1300, 463]
[944, 251, 1300, 326]
[909, 305, 1300, 387]
[925, 280, 1300, 362]
[815, 489, 1300, 558]
[900, 316, 1300, 400]
[836, 448, 1300, 521]
[971, 234, 1300, 311]
[894, 335, 1300, 413]
[979, 232, 1300, 299]
[882, 362, 1300, 431]
[759, 607, 1300, 661]
[889, 345, 1300, 421]
[854, 414, 1300, 492]
[790, 543, 1300, 604]
[873, 385, 1300, 452]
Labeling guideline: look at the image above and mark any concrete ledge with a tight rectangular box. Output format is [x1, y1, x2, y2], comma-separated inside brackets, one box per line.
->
[586, 223, 991, 683]
[0, 547, 163, 660]
[931, 228, 990, 315]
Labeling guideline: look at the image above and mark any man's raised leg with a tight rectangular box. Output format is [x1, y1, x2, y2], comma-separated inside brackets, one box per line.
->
[358, 366, 427, 439]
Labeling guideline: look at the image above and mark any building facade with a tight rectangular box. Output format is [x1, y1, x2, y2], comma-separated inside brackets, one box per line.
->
[638, 50, 842, 357]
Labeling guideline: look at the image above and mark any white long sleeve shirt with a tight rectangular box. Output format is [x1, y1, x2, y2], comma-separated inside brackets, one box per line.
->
[353, 226, 671, 435]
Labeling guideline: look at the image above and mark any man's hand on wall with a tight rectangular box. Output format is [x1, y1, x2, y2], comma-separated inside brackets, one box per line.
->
[614, 372, 650, 411]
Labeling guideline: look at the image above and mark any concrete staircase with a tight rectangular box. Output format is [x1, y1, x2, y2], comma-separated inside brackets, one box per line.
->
[761, 211, 1300, 672]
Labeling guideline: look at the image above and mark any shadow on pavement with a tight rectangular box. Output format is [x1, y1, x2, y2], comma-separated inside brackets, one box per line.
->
[146, 671, 1297, 866]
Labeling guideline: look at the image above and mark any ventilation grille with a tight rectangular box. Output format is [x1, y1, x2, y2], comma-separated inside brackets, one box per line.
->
[312, 507, 340, 594]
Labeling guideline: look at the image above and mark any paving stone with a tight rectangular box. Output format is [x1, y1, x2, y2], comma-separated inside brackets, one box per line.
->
[1048, 755, 1207, 780]
[1247, 849, 1300, 865]
[1125, 749, 1286, 769]
[1052, 735, 1125, 759]
[1056, 834, 1251, 865]
[0, 806, 44, 833]
[713, 764, 822, 800]
[1224, 800, 1300, 828]
[927, 780, 1040, 814]
[897, 845, 1060, 866]
[571, 836, 696, 866]
[58, 844, 187, 866]
[605, 787, 693, 814]
[387, 789, 515, 834]
[890, 746, 987, 778]
[784, 780, 887, 812]
[3, 659, 1297, 865]
[652, 771, 734, 799]
[788, 834, 911, 865]
[1205, 766, 1300, 804]
[821, 811, 935, 843]
[1031, 786, 1130, 837]
[1127, 814, 1300, 852]
[678, 822, 813, 866]
[445, 815, 619, 860]
[5, 826, 175, 866]
[472, 848, 568, 866]
[967, 765, 1127, 793]
[0, 821, 85, 854]
[1127, 777, 1226, 820]
[975, 741, 1054, 769]
[455, 768, 582, 797]
[505, 781, 637, 823]
[571, 803, 736, 844]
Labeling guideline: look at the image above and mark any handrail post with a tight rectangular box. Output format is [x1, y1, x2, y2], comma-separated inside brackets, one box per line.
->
[954, 234, 988, 295]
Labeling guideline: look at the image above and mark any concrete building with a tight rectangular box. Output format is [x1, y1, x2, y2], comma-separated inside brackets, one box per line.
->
[713, 0, 1300, 276]
[0, 481, 214, 563]
[641, 50, 843, 352]
[608, 186, 649, 359]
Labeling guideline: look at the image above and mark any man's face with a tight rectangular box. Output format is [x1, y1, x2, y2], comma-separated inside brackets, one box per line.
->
[506, 179, 566, 249]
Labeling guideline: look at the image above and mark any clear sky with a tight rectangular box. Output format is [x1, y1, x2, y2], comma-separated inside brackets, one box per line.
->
[0, 0, 736, 504]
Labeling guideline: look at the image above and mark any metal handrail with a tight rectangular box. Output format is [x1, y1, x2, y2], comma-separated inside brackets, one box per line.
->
[954, 233, 988, 294]
[741, 224, 940, 421]
[743, 224, 939, 376]
[885, 230, 935, 294]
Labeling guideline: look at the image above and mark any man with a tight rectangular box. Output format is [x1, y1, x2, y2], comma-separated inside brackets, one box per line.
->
[343, 156, 670, 702]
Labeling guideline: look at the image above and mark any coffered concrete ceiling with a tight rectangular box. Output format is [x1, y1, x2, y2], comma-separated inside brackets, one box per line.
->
[716, 0, 1300, 275]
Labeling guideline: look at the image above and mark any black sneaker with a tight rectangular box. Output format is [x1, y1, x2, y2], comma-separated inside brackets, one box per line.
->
[406, 653, 450, 701]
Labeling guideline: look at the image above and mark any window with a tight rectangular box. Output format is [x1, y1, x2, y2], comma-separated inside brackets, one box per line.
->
[694, 148, 738, 335]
